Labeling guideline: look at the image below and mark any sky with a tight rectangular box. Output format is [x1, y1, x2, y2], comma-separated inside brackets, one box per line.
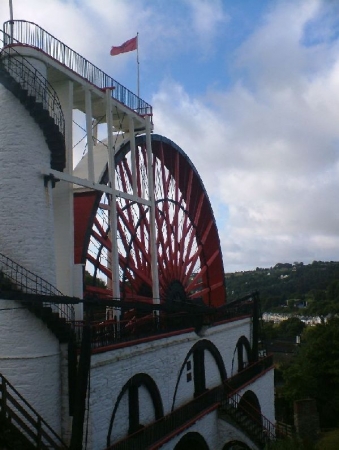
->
[1, 0, 339, 273]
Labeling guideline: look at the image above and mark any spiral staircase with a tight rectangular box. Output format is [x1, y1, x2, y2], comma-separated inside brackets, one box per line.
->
[0, 33, 66, 173]
[0, 259, 71, 448]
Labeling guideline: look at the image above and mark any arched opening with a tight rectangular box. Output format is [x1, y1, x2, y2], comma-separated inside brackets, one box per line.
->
[107, 373, 164, 446]
[236, 336, 252, 371]
[238, 390, 262, 428]
[174, 432, 209, 450]
[172, 339, 227, 410]
[222, 440, 251, 450]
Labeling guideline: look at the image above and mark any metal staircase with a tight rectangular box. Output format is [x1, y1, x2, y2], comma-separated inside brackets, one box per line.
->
[0, 254, 76, 447]
[0, 374, 68, 449]
[0, 251, 75, 325]
[0, 31, 66, 172]
[219, 387, 276, 449]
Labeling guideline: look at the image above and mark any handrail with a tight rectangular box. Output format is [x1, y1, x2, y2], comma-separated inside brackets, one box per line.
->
[73, 299, 255, 349]
[221, 382, 277, 444]
[107, 385, 222, 449]
[106, 355, 274, 449]
[0, 373, 68, 449]
[2, 20, 153, 117]
[0, 30, 65, 137]
[0, 251, 75, 322]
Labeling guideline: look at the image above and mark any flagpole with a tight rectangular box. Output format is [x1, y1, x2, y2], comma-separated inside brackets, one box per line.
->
[9, 0, 14, 43]
[137, 32, 140, 99]
[9, 0, 13, 20]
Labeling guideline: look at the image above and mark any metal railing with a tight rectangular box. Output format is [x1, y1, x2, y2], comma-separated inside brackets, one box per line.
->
[107, 385, 222, 449]
[74, 312, 195, 348]
[106, 355, 275, 449]
[0, 30, 65, 137]
[276, 421, 295, 439]
[221, 386, 277, 446]
[226, 354, 273, 392]
[73, 298, 255, 350]
[2, 20, 153, 116]
[0, 374, 68, 449]
[0, 251, 74, 322]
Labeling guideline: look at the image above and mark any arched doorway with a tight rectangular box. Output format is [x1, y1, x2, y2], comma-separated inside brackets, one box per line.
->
[172, 339, 227, 410]
[238, 390, 262, 428]
[222, 440, 251, 450]
[236, 336, 252, 371]
[175, 432, 209, 450]
[107, 373, 163, 446]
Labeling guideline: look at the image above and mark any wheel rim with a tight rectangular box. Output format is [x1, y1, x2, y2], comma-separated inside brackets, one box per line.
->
[74, 134, 226, 307]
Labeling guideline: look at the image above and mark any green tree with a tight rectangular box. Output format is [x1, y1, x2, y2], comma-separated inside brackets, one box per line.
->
[282, 318, 339, 427]
[261, 321, 279, 340]
[84, 270, 107, 288]
[277, 317, 305, 339]
[327, 281, 339, 302]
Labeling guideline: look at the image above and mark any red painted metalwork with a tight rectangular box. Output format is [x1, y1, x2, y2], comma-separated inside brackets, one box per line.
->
[73, 134, 226, 307]
[74, 191, 98, 265]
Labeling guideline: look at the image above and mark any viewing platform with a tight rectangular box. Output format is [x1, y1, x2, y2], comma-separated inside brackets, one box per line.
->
[1, 20, 152, 133]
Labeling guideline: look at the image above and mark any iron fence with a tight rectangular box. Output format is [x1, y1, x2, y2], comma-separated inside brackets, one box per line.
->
[73, 298, 256, 350]
[2, 20, 152, 116]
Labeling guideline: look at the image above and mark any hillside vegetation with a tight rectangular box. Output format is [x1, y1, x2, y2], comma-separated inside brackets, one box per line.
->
[225, 261, 339, 315]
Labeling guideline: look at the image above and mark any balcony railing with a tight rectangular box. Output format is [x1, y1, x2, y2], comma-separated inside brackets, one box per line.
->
[2, 20, 152, 117]
[72, 297, 254, 350]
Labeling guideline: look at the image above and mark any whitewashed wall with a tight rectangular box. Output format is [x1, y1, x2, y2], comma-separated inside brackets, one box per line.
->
[0, 77, 73, 441]
[0, 299, 62, 433]
[203, 318, 252, 378]
[237, 369, 275, 426]
[0, 84, 56, 285]
[158, 409, 261, 450]
[88, 317, 273, 450]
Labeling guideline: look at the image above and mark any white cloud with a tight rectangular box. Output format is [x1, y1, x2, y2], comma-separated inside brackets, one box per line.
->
[235, 0, 321, 90]
[153, 0, 339, 271]
[185, 0, 229, 43]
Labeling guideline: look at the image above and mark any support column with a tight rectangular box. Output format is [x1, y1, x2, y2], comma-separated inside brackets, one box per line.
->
[106, 89, 121, 318]
[145, 116, 160, 304]
[52, 80, 77, 298]
[85, 88, 95, 183]
[129, 116, 137, 195]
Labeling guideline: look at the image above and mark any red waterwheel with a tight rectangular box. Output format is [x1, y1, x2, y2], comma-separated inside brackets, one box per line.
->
[74, 134, 226, 309]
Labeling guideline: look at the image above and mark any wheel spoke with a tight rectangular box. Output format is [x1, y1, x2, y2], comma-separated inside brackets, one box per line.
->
[77, 135, 226, 307]
[91, 229, 111, 251]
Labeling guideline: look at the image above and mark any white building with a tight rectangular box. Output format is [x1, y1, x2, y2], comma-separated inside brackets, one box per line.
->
[0, 19, 275, 450]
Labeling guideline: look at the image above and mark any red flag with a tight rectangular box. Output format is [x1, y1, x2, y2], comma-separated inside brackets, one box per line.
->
[110, 36, 137, 56]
